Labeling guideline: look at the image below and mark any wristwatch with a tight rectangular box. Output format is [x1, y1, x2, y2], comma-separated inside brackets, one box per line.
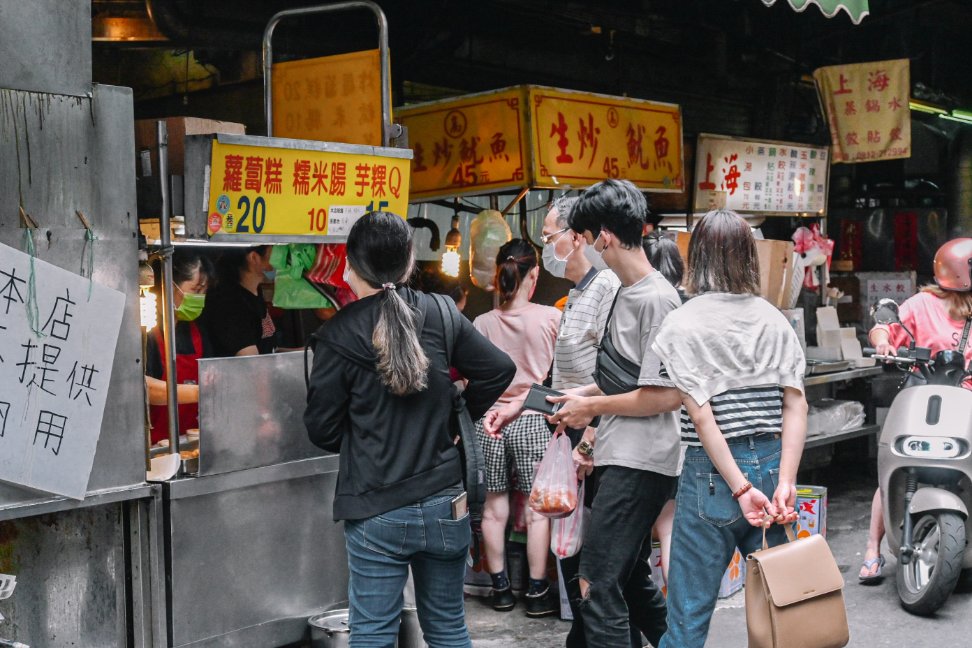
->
[576, 439, 595, 457]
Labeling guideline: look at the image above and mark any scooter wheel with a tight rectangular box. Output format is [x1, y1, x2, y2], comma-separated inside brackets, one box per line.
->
[896, 512, 967, 616]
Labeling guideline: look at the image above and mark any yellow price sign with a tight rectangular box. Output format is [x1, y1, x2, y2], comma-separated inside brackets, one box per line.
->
[529, 88, 684, 192]
[272, 49, 385, 146]
[206, 138, 411, 239]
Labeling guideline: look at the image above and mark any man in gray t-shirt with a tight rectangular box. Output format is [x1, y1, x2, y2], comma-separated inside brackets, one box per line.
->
[548, 179, 681, 648]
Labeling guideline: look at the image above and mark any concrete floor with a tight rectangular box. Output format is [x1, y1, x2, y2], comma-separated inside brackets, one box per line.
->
[465, 461, 972, 647]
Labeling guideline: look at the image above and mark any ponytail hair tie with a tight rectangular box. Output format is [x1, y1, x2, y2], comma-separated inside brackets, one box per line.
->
[507, 255, 515, 261]
[382, 282, 396, 291]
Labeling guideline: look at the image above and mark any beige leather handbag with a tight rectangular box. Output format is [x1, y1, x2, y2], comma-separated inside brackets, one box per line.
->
[745, 523, 849, 648]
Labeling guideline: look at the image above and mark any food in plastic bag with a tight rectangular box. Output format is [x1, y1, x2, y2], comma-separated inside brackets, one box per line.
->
[529, 433, 578, 518]
[269, 244, 332, 309]
[806, 399, 865, 437]
[469, 209, 512, 290]
[551, 480, 586, 558]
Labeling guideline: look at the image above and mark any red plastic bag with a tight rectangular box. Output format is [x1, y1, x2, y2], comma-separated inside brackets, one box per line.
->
[529, 433, 578, 519]
[551, 480, 586, 558]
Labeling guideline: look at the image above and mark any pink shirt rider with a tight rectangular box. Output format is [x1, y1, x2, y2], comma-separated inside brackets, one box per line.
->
[872, 291, 972, 389]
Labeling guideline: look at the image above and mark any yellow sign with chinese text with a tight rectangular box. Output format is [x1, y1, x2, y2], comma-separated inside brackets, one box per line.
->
[272, 49, 383, 146]
[206, 139, 410, 238]
[529, 88, 683, 192]
[814, 58, 910, 163]
[397, 88, 528, 200]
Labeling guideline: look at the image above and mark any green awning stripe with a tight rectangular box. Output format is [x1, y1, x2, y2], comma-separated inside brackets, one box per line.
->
[761, 0, 870, 24]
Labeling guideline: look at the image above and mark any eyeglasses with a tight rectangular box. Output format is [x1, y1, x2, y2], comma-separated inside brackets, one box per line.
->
[540, 228, 569, 245]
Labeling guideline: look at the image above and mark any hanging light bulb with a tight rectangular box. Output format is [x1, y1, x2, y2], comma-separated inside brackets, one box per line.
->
[138, 257, 158, 331]
[441, 212, 462, 278]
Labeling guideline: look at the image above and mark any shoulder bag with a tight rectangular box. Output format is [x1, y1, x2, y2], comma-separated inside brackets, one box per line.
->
[595, 291, 642, 395]
[746, 522, 849, 648]
[430, 293, 487, 520]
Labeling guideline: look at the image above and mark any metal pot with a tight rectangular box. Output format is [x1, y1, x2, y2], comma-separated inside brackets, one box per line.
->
[309, 610, 350, 648]
[308, 608, 427, 648]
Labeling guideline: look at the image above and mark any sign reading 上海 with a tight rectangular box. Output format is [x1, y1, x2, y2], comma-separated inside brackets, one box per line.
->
[0, 241, 125, 500]
[693, 134, 830, 215]
[272, 49, 384, 146]
[813, 58, 910, 164]
[206, 137, 411, 238]
[397, 87, 529, 201]
[529, 88, 683, 192]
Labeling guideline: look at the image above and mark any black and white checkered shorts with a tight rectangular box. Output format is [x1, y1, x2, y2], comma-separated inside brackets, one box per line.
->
[476, 414, 552, 494]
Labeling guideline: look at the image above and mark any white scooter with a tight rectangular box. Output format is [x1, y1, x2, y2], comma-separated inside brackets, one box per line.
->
[868, 298, 972, 615]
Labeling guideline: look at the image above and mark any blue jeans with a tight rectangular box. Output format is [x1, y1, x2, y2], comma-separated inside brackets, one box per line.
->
[659, 435, 789, 648]
[344, 484, 471, 648]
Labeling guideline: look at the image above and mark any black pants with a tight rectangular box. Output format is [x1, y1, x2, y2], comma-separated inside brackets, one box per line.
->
[567, 465, 674, 648]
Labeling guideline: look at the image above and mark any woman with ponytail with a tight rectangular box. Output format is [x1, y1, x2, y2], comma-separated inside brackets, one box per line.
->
[305, 212, 515, 647]
[473, 238, 563, 617]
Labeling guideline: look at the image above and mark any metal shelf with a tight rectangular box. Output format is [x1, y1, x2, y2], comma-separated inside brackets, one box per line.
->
[805, 424, 881, 449]
[804, 366, 883, 387]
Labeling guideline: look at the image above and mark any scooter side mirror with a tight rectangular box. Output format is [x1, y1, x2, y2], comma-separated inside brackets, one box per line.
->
[871, 298, 901, 325]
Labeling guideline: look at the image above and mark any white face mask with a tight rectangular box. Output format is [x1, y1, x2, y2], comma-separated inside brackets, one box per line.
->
[583, 233, 608, 271]
[541, 237, 574, 279]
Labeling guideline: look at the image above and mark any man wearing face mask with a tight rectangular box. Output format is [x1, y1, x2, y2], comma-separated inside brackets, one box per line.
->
[201, 245, 278, 357]
[145, 251, 215, 444]
[546, 179, 682, 648]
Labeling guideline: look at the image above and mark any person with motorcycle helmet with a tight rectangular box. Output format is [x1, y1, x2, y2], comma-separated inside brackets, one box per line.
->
[860, 237, 972, 583]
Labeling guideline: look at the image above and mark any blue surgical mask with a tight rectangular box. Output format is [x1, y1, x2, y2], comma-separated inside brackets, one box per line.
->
[263, 270, 276, 282]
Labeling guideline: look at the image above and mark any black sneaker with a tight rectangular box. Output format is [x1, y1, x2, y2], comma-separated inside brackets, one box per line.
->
[488, 587, 516, 612]
[524, 586, 558, 618]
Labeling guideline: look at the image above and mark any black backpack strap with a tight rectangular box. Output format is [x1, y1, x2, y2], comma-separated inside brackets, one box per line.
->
[431, 293, 457, 362]
[960, 316, 972, 353]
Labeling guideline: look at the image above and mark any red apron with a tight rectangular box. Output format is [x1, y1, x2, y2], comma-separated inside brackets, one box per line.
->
[149, 323, 202, 444]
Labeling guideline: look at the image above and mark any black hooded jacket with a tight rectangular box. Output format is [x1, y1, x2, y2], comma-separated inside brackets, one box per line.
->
[304, 287, 515, 521]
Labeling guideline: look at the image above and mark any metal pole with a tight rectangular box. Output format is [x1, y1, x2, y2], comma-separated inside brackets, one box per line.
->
[157, 121, 181, 456]
[263, 1, 395, 145]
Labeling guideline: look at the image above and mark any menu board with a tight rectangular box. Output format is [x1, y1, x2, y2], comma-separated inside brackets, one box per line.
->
[693, 134, 830, 216]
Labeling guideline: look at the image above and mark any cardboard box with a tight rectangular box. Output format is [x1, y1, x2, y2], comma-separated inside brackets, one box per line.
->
[647, 542, 745, 599]
[135, 117, 246, 177]
[674, 232, 794, 308]
[796, 485, 828, 539]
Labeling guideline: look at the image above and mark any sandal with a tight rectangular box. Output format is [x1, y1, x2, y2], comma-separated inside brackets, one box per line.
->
[858, 554, 886, 584]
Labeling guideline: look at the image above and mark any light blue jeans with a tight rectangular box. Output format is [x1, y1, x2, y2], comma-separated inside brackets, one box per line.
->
[344, 484, 471, 648]
[659, 435, 790, 648]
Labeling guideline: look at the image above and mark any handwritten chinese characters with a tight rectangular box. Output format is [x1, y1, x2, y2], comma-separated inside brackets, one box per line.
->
[813, 58, 911, 164]
[0, 241, 125, 500]
[208, 139, 411, 238]
[693, 136, 829, 215]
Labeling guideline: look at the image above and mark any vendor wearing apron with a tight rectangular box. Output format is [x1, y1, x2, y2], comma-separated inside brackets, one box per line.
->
[146, 251, 214, 444]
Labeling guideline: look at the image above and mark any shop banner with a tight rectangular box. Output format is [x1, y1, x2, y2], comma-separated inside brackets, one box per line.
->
[693, 134, 829, 215]
[206, 139, 411, 238]
[397, 88, 529, 201]
[813, 58, 910, 164]
[397, 85, 684, 200]
[529, 88, 683, 192]
[0, 241, 125, 499]
[272, 49, 384, 146]
[761, 0, 869, 24]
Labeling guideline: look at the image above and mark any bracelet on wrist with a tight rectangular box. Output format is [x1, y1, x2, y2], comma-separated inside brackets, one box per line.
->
[732, 481, 753, 500]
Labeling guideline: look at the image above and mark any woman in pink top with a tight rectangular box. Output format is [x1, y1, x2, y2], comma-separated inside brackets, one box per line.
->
[473, 238, 562, 617]
[860, 238, 972, 583]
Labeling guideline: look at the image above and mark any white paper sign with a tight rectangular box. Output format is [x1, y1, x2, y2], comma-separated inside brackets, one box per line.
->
[694, 134, 830, 215]
[0, 241, 125, 499]
[327, 205, 367, 237]
[865, 278, 913, 324]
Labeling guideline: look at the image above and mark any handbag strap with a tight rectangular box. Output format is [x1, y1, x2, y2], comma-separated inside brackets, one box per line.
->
[431, 293, 458, 363]
[761, 517, 797, 550]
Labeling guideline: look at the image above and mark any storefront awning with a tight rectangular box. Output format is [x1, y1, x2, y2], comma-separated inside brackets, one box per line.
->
[761, 0, 869, 24]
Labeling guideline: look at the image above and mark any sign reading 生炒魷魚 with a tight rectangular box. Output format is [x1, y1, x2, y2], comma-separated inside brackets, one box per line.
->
[0, 241, 125, 500]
